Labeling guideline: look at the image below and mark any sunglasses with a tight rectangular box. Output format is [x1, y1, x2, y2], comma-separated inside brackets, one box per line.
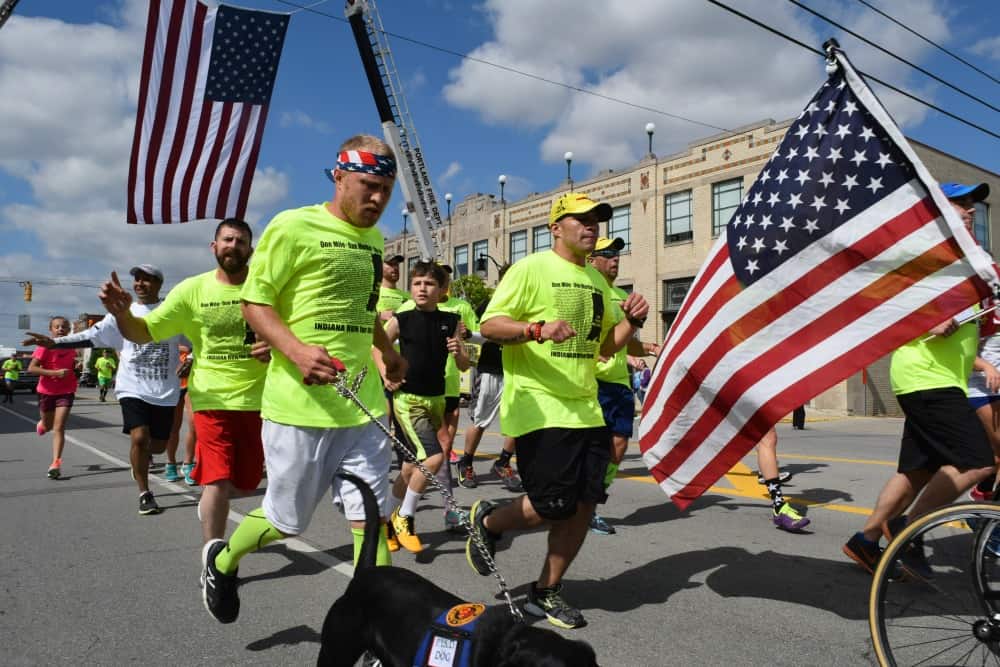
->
[591, 249, 620, 258]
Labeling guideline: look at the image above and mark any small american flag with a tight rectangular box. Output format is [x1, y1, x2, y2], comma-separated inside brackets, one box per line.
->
[126, 0, 289, 224]
[638, 48, 998, 509]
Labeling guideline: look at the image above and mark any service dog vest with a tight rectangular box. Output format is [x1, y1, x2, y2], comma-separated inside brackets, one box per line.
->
[413, 602, 485, 667]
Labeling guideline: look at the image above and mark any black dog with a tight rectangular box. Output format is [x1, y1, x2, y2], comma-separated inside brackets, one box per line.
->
[317, 474, 599, 667]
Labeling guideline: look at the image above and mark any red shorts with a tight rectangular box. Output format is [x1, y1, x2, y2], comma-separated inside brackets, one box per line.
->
[38, 392, 74, 412]
[192, 410, 264, 492]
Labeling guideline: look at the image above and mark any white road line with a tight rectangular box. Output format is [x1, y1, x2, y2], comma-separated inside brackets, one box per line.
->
[1, 404, 356, 578]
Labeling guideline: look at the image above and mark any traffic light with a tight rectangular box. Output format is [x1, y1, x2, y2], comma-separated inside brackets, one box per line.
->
[22, 281, 31, 302]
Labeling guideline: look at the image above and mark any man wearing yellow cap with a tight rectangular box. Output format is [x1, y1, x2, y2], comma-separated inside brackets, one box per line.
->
[467, 192, 649, 629]
[587, 236, 660, 535]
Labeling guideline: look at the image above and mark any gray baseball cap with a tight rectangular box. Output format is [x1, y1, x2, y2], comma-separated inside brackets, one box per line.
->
[129, 264, 164, 282]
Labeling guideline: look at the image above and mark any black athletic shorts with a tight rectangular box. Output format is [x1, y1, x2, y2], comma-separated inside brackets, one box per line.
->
[444, 396, 460, 413]
[120, 397, 176, 442]
[515, 426, 611, 520]
[897, 387, 993, 472]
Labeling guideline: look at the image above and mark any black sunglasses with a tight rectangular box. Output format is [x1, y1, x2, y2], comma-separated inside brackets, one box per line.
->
[591, 249, 620, 258]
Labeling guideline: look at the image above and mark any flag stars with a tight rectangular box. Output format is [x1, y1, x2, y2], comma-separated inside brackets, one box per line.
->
[795, 169, 811, 185]
[850, 150, 868, 166]
[818, 171, 834, 187]
[866, 177, 884, 194]
[843, 101, 858, 116]
[803, 219, 820, 233]
[787, 193, 803, 210]
[842, 173, 859, 191]
[779, 217, 796, 232]
[810, 195, 827, 211]
[751, 238, 766, 253]
[759, 214, 774, 229]
[795, 125, 809, 139]
[773, 239, 789, 255]
[824, 99, 837, 113]
[804, 146, 819, 162]
[827, 146, 843, 164]
[834, 124, 851, 139]
[775, 169, 789, 184]
[751, 192, 763, 205]
[834, 198, 851, 215]
[876, 152, 893, 169]
[737, 236, 748, 250]
[745, 259, 760, 275]
[859, 126, 875, 141]
[812, 124, 828, 139]
[767, 192, 782, 207]
[786, 147, 799, 160]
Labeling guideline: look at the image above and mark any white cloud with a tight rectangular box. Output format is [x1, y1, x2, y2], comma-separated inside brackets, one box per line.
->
[278, 110, 333, 134]
[443, 0, 947, 171]
[971, 36, 1000, 61]
[439, 161, 462, 183]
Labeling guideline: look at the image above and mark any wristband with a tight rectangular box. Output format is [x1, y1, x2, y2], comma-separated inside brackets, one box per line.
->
[532, 321, 546, 343]
[627, 315, 646, 329]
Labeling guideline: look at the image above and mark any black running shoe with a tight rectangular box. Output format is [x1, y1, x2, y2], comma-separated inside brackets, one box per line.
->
[201, 539, 239, 623]
[465, 499, 498, 576]
[138, 491, 163, 515]
[524, 582, 587, 629]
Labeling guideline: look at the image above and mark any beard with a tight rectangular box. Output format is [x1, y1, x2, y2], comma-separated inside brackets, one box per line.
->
[216, 251, 249, 275]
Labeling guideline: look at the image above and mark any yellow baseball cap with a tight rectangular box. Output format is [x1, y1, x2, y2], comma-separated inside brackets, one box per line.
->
[550, 192, 613, 225]
[591, 237, 625, 255]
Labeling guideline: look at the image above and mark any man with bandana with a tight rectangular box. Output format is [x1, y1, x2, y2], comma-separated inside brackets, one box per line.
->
[185, 135, 406, 624]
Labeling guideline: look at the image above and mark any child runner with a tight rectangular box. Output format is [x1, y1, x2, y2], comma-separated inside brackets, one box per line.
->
[3, 353, 22, 403]
[377, 261, 470, 552]
[28, 317, 78, 479]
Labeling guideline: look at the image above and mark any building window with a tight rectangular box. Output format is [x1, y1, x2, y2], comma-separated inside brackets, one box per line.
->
[664, 190, 693, 244]
[661, 277, 694, 333]
[453, 244, 469, 278]
[712, 178, 743, 237]
[510, 230, 528, 263]
[472, 239, 489, 277]
[608, 205, 631, 251]
[974, 202, 990, 249]
[533, 224, 552, 253]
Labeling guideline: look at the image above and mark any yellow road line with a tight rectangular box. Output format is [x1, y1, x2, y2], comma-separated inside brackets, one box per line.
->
[778, 453, 896, 466]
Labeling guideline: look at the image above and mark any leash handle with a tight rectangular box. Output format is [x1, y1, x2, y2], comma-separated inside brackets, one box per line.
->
[302, 356, 348, 385]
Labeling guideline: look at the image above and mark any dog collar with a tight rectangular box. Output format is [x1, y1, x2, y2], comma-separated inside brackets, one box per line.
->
[413, 602, 486, 667]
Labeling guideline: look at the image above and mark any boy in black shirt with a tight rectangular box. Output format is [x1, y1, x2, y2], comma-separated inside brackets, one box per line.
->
[377, 261, 470, 552]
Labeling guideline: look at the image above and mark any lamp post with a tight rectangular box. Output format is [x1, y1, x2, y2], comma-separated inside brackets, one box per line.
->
[401, 206, 409, 263]
[444, 192, 452, 268]
[475, 253, 503, 273]
[498, 174, 507, 265]
[564, 151, 573, 191]
[646, 122, 656, 158]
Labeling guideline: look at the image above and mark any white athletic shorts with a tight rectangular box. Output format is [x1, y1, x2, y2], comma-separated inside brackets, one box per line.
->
[261, 419, 391, 534]
[470, 371, 503, 428]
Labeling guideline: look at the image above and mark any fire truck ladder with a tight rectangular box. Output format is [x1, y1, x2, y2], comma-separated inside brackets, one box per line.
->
[346, 0, 443, 261]
[0, 0, 22, 31]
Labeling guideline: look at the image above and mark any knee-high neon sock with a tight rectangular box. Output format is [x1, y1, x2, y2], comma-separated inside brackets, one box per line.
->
[214, 508, 284, 575]
[603, 462, 619, 489]
[351, 525, 392, 566]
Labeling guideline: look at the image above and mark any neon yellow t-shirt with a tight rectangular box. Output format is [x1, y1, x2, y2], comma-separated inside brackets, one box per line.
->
[595, 284, 631, 388]
[94, 357, 117, 380]
[482, 250, 617, 437]
[2, 358, 21, 381]
[241, 204, 386, 428]
[890, 319, 979, 395]
[144, 270, 265, 412]
[377, 286, 409, 314]
[398, 295, 479, 398]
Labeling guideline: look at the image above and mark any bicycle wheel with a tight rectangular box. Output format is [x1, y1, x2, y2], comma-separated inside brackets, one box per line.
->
[971, 508, 1000, 616]
[870, 503, 1000, 666]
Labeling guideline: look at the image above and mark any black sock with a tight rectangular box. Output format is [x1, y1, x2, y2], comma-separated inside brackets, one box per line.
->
[765, 479, 784, 510]
[497, 450, 512, 467]
[461, 453, 474, 467]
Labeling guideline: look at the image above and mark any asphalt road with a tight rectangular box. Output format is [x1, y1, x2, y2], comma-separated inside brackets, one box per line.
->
[0, 388, 906, 666]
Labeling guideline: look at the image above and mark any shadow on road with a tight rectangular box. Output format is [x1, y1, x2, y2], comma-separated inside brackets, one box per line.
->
[246, 624, 321, 652]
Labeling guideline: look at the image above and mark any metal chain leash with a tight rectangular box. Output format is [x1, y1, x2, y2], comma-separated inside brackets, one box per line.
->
[332, 366, 524, 622]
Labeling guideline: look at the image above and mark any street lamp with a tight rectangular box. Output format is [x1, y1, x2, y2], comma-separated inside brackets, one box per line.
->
[475, 253, 503, 273]
[646, 122, 656, 157]
[498, 174, 507, 264]
[444, 192, 452, 222]
[564, 151, 573, 191]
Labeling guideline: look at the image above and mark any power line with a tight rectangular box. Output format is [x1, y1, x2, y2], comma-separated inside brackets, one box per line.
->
[703, 0, 1000, 142]
[854, 0, 1000, 87]
[786, 0, 1000, 116]
[271, 0, 731, 133]
[0, 278, 104, 288]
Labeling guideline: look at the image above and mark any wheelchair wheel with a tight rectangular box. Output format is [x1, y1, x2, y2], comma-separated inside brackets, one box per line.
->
[869, 503, 1000, 666]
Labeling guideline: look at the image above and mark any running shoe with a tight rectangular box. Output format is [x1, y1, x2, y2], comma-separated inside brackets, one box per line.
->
[524, 582, 587, 629]
[444, 508, 466, 533]
[385, 522, 400, 552]
[772, 503, 810, 532]
[881, 515, 907, 544]
[164, 463, 180, 482]
[36, 420, 47, 436]
[201, 539, 239, 623]
[465, 499, 498, 576]
[139, 491, 163, 515]
[492, 462, 523, 492]
[47, 458, 62, 480]
[589, 513, 616, 535]
[842, 532, 882, 574]
[449, 450, 460, 464]
[390, 508, 423, 553]
[182, 462, 197, 486]
[458, 461, 478, 489]
[756, 470, 793, 485]
[897, 540, 934, 581]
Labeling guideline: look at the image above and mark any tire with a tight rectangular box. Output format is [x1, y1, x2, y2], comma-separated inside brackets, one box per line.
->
[870, 503, 1000, 666]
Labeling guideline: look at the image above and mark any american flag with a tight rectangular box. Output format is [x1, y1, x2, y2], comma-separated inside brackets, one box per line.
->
[638, 49, 998, 510]
[127, 0, 289, 224]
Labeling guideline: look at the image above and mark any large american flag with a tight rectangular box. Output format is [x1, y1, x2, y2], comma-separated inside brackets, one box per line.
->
[127, 0, 289, 224]
[638, 49, 998, 510]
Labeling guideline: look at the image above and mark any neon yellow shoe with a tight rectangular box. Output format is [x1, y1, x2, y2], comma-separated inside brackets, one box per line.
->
[390, 508, 423, 553]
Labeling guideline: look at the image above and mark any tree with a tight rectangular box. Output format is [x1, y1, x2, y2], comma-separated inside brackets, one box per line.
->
[450, 273, 492, 311]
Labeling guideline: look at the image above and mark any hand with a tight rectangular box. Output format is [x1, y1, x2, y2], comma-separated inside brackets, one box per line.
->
[250, 340, 271, 364]
[383, 376, 402, 392]
[446, 335, 462, 356]
[540, 320, 576, 343]
[176, 357, 193, 379]
[22, 332, 55, 348]
[294, 345, 345, 386]
[621, 293, 649, 324]
[928, 318, 959, 337]
[99, 271, 133, 316]
[985, 363, 1000, 394]
[381, 347, 408, 384]
[379, 309, 394, 322]
[53, 369, 67, 378]
[455, 321, 468, 340]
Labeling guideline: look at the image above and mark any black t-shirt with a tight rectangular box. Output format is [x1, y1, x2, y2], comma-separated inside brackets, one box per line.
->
[475, 299, 503, 375]
[396, 308, 460, 396]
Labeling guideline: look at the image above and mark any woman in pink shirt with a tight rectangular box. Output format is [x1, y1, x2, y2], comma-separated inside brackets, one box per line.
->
[29, 316, 78, 479]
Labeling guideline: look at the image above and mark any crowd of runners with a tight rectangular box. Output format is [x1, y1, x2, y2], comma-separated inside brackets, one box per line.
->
[8, 132, 998, 634]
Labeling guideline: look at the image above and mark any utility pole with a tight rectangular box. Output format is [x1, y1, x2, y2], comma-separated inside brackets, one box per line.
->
[0, 0, 22, 32]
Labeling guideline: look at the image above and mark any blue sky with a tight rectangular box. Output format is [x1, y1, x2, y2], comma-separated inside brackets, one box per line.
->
[0, 0, 998, 348]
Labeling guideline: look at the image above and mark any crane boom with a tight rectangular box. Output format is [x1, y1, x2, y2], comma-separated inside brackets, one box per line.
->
[345, 0, 443, 261]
